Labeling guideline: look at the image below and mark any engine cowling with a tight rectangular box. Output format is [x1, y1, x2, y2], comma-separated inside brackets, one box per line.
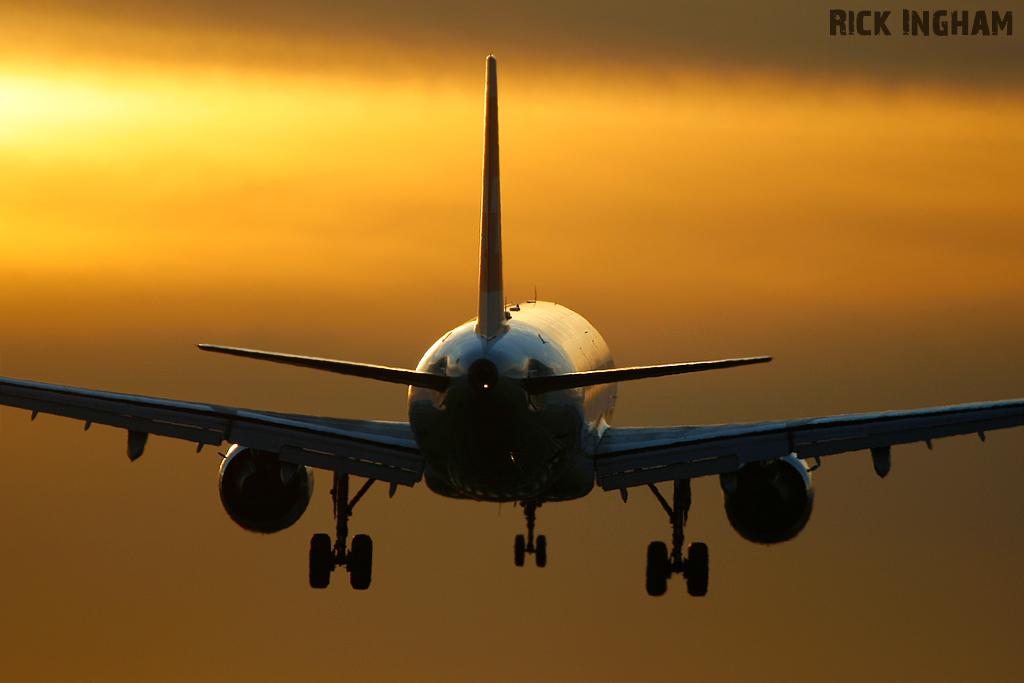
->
[720, 454, 814, 545]
[218, 445, 314, 534]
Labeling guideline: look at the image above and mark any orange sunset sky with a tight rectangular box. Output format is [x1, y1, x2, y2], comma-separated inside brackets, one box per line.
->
[1, 2, 1022, 682]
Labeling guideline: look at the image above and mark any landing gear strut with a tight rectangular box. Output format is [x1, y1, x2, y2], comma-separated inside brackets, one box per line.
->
[309, 472, 374, 590]
[645, 479, 708, 597]
[513, 501, 547, 568]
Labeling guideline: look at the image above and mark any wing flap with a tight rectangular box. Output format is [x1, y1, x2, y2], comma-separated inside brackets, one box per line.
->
[279, 445, 419, 486]
[226, 412, 422, 476]
[596, 399, 1024, 490]
[1, 377, 423, 486]
[598, 428, 791, 488]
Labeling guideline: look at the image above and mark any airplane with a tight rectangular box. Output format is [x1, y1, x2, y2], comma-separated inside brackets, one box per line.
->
[1, 56, 1021, 597]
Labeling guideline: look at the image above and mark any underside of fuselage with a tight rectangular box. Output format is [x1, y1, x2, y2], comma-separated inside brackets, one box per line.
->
[408, 301, 615, 502]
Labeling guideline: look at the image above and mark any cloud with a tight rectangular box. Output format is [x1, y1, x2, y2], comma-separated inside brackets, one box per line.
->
[3, 1, 1021, 88]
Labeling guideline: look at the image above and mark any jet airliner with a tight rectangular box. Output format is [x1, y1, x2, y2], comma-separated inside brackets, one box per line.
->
[2, 56, 1021, 596]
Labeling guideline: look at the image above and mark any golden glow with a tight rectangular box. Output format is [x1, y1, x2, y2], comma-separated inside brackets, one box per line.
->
[3, 60, 1021, 342]
[0, 65, 481, 334]
[1, 12, 1022, 683]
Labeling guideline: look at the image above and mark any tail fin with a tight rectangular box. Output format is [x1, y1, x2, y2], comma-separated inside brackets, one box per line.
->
[474, 55, 509, 340]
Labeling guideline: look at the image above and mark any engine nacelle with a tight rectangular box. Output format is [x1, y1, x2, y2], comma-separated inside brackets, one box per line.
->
[218, 445, 314, 534]
[720, 454, 814, 545]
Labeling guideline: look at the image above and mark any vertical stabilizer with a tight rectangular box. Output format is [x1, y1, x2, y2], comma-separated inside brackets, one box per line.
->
[475, 55, 509, 340]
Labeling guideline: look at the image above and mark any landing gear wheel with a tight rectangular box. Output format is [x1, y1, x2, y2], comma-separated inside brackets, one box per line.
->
[514, 534, 526, 567]
[348, 534, 373, 590]
[683, 542, 709, 597]
[309, 533, 333, 589]
[646, 541, 669, 596]
[535, 535, 547, 568]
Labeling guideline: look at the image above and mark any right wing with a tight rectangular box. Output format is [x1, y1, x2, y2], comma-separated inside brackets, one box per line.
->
[0, 376, 423, 486]
[596, 399, 1024, 490]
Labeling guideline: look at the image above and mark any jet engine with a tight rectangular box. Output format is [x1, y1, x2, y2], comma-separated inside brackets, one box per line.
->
[720, 454, 814, 544]
[218, 445, 314, 534]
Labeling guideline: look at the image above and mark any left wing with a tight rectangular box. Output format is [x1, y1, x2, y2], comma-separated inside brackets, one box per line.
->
[0, 377, 423, 486]
[596, 399, 1024, 490]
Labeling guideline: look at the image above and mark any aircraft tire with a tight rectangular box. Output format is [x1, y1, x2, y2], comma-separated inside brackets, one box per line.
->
[535, 535, 547, 568]
[646, 541, 669, 596]
[514, 534, 526, 567]
[349, 534, 373, 590]
[684, 542, 709, 597]
[309, 533, 333, 589]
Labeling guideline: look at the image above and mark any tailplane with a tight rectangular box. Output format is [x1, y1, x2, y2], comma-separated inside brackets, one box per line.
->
[474, 55, 509, 340]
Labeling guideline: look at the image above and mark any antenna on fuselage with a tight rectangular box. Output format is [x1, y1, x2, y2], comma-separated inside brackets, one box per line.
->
[474, 55, 509, 340]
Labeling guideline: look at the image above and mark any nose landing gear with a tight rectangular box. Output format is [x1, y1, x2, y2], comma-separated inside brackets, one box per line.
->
[309, 472, 375, 590]
[644, 479, 708, 597]
[513, 501, 547, 568]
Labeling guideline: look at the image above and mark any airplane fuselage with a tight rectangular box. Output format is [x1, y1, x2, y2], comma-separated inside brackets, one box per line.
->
[408, 301, 616, 502]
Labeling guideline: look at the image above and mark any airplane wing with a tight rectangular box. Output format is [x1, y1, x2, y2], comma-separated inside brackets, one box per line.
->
[595, 399, 1024, 490]
[0, 377, 423, 486]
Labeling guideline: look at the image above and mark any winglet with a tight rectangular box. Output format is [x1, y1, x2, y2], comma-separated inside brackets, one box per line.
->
[474, 55, 509, 340]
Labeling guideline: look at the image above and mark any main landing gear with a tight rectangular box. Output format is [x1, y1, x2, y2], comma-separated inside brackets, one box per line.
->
[513, 501, 547, 568]
[309, 472, 374, 590]
[645, 479, 708, 597]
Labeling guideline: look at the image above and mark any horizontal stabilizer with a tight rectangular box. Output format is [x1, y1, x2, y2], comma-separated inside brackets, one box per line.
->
[198, 345, 449, 392]
[521, 356, 772, 394]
